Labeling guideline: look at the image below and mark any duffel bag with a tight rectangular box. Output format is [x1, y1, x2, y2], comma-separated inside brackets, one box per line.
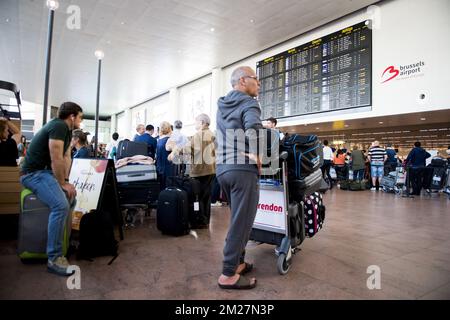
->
[301, 192, 325, 238]
[281, 134, 323, 179]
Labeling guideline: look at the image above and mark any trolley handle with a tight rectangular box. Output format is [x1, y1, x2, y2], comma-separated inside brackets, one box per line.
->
[280, 151, 289, 161]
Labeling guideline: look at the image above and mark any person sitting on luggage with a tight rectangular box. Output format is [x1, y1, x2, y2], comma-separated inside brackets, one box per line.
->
[134, 124, 157, 159]
[168, 113, 216, 229]
[105, 132, 120, 160]
[133, 124, 145, 142]
[350, 145, 366, 181]
[156, 121, 176, 190]
[71, 129, 90, 159]
[405, 141, 431, 195]
[0, 117, 21, 166]
[216, 66, 263, 290]
[368, 140, 387, 191]
[20, 102, 81, 276]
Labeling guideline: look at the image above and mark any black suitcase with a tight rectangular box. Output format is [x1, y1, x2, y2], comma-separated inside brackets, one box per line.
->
[157, 187, 190, 236]
[117, 180, 160, 206]
[117, 139, 148, 159]
[288, 201, 305, 247]
[288, 168, 323, 202]
[166, 175, 202, 226]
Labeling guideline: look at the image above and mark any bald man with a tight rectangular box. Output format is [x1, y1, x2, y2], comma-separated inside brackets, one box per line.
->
[216, 66, 263, 289]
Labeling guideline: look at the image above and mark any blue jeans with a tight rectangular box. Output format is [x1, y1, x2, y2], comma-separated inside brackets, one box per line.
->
[353, 169, 365, 181]
[20, 170, 75, 261]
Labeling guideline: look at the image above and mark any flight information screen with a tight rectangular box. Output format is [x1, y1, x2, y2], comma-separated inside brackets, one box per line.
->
[257, 21, 372, 119]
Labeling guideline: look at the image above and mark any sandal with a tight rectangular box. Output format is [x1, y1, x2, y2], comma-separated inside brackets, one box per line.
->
[237, 262, 253, 275]
[218, 275, 257, 290]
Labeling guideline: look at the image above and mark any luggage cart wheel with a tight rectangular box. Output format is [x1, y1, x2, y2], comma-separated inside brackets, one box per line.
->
[277, 253, 291, 275]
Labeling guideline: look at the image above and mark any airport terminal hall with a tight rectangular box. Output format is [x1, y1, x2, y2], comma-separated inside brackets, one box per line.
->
[1, 0, 450, 303]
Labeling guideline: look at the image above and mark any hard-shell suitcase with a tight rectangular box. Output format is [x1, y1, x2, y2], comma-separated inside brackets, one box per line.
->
[116, 164, 157, 183]
[17, 189, 71, 261]
[156, 187, 190, 236]
[116, 139, 148, 160]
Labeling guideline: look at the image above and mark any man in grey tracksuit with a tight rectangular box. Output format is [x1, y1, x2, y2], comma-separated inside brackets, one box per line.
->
[216, 66, 263, 290]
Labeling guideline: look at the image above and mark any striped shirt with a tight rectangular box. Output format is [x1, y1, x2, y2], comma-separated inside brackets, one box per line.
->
[368, 146, 386, 164]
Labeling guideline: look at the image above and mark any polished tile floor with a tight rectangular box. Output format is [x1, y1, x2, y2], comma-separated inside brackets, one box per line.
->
[1, 189, 449, 300]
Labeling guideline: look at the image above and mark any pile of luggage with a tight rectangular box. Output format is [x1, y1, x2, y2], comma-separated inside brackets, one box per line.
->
[423, 158, 449, 195]
[339, 179, 370, 191]
[280, 133, 327, 242]
[280, 133, 325, 201]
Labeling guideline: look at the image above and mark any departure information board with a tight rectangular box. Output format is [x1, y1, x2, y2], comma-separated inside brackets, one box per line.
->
[257, 21, 372, 119]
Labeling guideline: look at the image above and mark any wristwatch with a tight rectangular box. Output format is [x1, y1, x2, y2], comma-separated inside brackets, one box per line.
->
[65, 178, 69, 182]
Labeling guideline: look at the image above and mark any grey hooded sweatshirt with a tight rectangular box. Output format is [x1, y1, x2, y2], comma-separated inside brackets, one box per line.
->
[216, 90, 263, 177]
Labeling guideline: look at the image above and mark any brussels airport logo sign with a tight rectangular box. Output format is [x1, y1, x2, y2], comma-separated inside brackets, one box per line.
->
[381, 61, 425, 83]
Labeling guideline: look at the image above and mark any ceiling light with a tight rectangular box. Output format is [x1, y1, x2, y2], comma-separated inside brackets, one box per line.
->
[120, 21, 125, 25]
[379, 121, 383, 124]
[5, 18, 10, 23]
[94, 50, 105, 60]
[46, 0, 59, 10]
[210, 27, 215, 32]
[250, 19, 255, 23]
[420, 118, 426, 121]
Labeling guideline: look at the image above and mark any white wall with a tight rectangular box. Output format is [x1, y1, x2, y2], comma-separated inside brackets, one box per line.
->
[178, 75, 212, 136]
[81, 119, 111, 144]
[114, 0, 450, 131]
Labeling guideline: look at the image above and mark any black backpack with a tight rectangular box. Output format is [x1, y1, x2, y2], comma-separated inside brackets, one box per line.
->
[78, 209, 118, 261]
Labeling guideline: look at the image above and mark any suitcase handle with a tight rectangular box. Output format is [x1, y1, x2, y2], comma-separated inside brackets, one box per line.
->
[128, 173, 145, 177]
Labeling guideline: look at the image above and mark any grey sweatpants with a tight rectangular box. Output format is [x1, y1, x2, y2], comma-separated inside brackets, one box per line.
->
[217, 171, 259, 276]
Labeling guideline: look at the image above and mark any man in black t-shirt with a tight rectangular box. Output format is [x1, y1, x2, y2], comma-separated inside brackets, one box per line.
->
[21, 102, 83, 276]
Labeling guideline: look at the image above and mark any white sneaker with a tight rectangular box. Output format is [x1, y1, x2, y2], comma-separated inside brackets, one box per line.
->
[370, 187, 377, 191]
[211, 201, 222, 207]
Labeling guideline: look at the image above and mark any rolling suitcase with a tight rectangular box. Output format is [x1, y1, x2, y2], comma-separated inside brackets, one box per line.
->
[17, 189, 71, 262]
[157, 187, 190, 236]
[116, 139, 148, 159]
[116, 164, 160, 207]
[116, 164, 157, 183]
[166, 175, 202, 227]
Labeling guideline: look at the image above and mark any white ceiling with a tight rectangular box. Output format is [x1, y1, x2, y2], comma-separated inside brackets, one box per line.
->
[0, 0, 379, 116]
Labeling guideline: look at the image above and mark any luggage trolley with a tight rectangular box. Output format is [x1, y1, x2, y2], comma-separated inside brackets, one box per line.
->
[381, 165, 406, 195]
[249, 151, 303, 275]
